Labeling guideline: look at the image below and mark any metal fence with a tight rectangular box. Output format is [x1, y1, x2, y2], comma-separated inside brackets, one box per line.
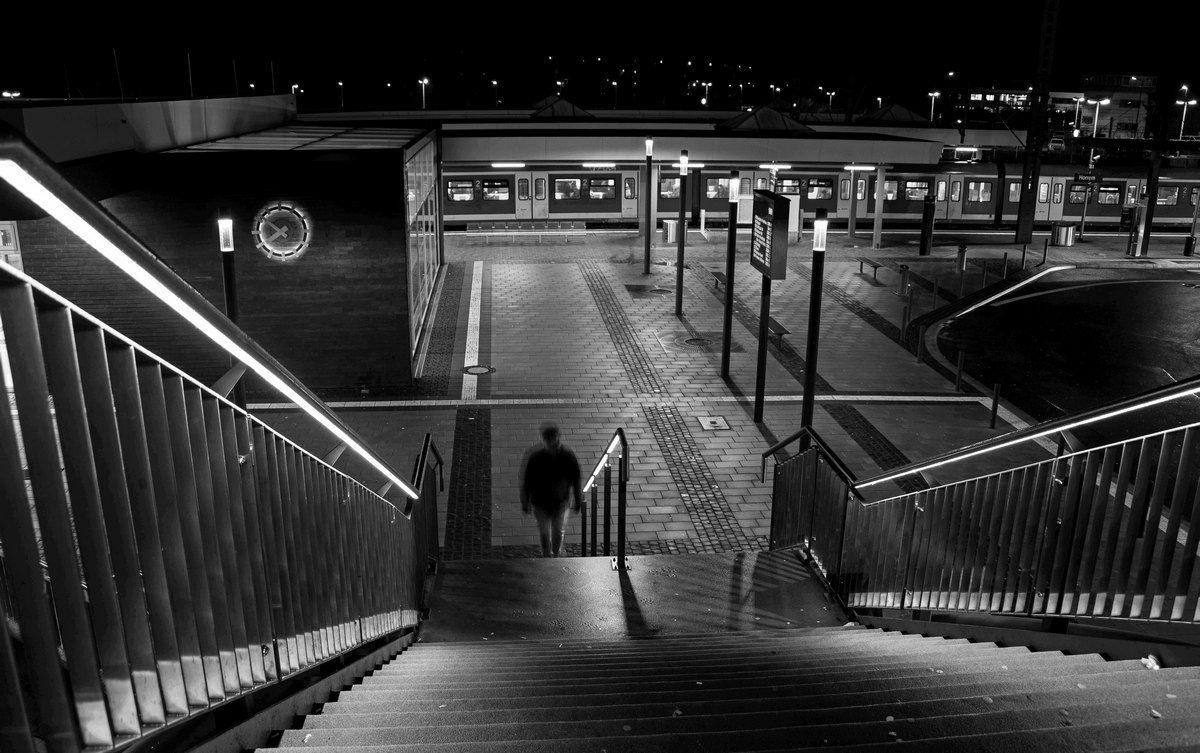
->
[0, 264, 441, 753]
[772, 420, 1200, 626]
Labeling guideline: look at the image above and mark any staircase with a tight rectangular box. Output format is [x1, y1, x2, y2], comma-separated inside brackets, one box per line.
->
[255, 553, 1200, 752]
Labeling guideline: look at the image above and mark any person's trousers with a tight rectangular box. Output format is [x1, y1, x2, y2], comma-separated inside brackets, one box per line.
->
[533, 505, 570, 557]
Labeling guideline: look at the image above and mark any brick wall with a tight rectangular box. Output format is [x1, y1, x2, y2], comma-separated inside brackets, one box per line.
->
[17, 151, 413, 400]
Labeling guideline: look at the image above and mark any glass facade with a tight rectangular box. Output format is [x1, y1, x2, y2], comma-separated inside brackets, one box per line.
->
[405, 135, 441, 362]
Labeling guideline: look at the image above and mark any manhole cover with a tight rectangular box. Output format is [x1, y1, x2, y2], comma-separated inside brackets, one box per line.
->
[626, 284, 675, 299]
[658, 331, 743, 354]
[685, 337, 714, 347]
[463, 365, 495, 375]
[698, 416, 730, 430]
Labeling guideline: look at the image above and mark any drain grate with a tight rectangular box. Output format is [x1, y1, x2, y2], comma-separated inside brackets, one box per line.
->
[657, 331, 743, 354]
[625, 284, 674, 299]
[463, 365, 496, 375]
[697, 416, 730, 430]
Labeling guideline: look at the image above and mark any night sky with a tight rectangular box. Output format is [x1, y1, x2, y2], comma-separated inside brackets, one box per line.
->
[4, 5, 1193, 116]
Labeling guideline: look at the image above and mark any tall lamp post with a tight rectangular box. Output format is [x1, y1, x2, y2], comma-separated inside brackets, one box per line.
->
[1073, 96, 1085, 128]
[1177, 88, 1196, 139]
[827, 90, 835, 111]
[675, 150, 688, 318]
[720, 175, 739, 379]
[612, 80, 618, 108]
[927, 91, 940, 122]
[1079, 98, 1110, 241]
[419, 77, 429, 109]
[492, 79, 499, 106]
[799, 209, 828, 450]
[644, 136, 653, 274]
[337, 81, 344, 108]
[217, 209, 245, 409]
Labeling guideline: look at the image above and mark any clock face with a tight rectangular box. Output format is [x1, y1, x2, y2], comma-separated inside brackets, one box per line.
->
[252, 203, 311, 260]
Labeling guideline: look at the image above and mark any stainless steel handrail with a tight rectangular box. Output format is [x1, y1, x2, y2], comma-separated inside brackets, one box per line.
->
[855, 371, 1200, 491]
[583, 428, 629, 568]
[762, 425, 862, 499]
[0, 124, 417, 501]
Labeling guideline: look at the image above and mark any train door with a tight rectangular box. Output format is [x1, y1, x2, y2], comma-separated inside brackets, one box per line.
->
[514, 171, 533, 220]
[1046, 177, 1066, 222]
[946, 177, 963, 221]
[621, 171, 638, 219]
[1034, 177, 1052, 222]
[935, 176, 952, 220]
[529, 171, 549, 219]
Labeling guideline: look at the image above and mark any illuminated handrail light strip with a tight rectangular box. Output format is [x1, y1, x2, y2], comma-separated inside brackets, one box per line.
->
[583, 433, 623, 493]
[491, 162, 525, 168]
[0, 159, 419, 501]
[950, 265, 1072, 320]
[856, 381, 1200, 490]
[582, 162, 616, 168]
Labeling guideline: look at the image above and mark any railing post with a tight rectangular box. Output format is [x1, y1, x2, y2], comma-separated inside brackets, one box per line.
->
[590, 485, 598, 556]
[580, 493, 588, 556]
[603, 463, 612, 556]
[617, 464, 627, 570]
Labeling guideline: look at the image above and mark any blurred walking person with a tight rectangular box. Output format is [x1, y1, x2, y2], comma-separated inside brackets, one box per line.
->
[520, 423, 583, 557]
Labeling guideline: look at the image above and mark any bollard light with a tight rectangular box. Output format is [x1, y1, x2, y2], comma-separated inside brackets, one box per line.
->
[812, 208, 828, 252]
[217, 209, 234, 253]
[645, 135, 653, 158]
[729, 176, 739, 204]
[679, 149, 688, 176]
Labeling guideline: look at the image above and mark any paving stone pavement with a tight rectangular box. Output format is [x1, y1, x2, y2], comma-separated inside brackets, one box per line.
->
[253, 227, 1200, 561]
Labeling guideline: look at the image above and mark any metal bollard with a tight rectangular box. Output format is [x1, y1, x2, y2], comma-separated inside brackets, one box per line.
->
[932, 276, 940, 307]
[1001, 252, 1009, 279]
[899, 264, 910, 293]
[902, 287, 913, 331]
[916, 324, 926, 362]
[1021, 244, 1028, 269]
[979, 259, 987, 287]
[990, 384, 1001, 429]
[1041, 238, 1049, 265]
[954, 351, 965, 391]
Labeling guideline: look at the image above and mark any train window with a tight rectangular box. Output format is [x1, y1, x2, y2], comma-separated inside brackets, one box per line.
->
[1068, 184, 1089, 203]
[1097, 186, 1121, 205]
[447, 180, 475, 202]
[936, 180, 947, 201]
[903, 181, 929, 200]
[624, 177, 637, 200]
[840, 179, 850, 200]
[755, 177, 769, 191]
[1052, 183, 1064, 204]
[1038, 183, 1049, 203]
[777, 178, 802, 194]
[517, 179, 530, 201]
[660, 178, 681, 199]
[807, 179, 833, 200]
[483, 179, 510, 201]
[555, 179, 582, 200]
[951, 181, 961, 202]
[535, 178, 546, 200]
[1008, 182, 1021, 202]
[1157, 186, 1180, 206]
[706, 178, 730, 199]
[857, 179, 867, 201]
[1191, 187, 1200, 206]
[739, 179, 754, 197]
[589, 179, 616, 200]
[1127, 185, 1139, 204]
[966, 181, 991, 203]
[883, 181, 898, 201]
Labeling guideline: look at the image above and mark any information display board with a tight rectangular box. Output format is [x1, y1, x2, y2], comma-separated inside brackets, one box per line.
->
[750, 190, 789, 280]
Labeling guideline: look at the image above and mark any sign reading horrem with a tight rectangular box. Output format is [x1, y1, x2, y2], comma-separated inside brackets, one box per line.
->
[750, 189, 789, 280]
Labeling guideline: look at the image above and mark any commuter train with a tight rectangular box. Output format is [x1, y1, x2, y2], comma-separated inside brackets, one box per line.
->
[442, 162, 1200, 230]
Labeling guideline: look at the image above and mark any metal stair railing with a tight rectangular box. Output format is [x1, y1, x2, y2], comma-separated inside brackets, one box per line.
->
[768, 374, 1200, 628]
[0, 128, 442, 753]
[581, 428, 629, 570]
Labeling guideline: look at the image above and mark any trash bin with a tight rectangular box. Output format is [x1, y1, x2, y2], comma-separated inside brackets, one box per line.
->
[662, 219, 678, 243]
[1051, 222, 1075, 247]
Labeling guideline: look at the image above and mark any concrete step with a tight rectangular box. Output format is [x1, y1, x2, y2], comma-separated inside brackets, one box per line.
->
[303, 675, 1200, 730]
[329, 659, 1149, 710]
[321, 666, 1199, 720]
[274, 690, 1200, 748]
[359, 644, 1043, 686]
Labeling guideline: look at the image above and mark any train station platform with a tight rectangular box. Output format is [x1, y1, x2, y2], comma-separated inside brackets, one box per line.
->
[253, 225, 1200, 562]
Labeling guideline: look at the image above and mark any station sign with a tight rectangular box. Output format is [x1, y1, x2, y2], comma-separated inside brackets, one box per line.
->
[1074, 173, 1101, 182]
[750, 190, 789, 280]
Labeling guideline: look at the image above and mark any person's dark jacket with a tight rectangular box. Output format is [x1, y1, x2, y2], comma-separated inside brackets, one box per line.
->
[521, 446, 583, 513]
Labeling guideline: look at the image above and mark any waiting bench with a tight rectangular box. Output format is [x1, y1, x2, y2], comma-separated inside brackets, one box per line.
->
[464, 220, 587, 244]
[713, 271, 727, 290]
[766, 316, 789, 346]
[857, 257, 884, 282]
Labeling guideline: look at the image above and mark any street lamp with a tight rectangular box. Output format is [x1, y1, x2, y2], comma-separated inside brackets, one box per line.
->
[675, 149, 689, 318]
[702, 81, 711, 104]
[612, 80, 618, 108]
[291, 83, 298, 95]
[1177, 87, 1196, 139]
[876, 96, 882, 109]
[338, 81, 344, 108]
[217, 208, 245, 409]
[1073, 96, 1085, 128]
[799, 208, 829, 450]
[492, 79, 499, 106]
[928, 91, 940, 121]
[419, 77, 429, 109]
[1087, 98, 1110, 164]
[643, 136, 653, 274]
[827, 90, 835, 110]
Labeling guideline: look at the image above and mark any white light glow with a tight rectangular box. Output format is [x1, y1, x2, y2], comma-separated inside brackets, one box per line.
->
[582, 162, 616, 169]
[491, 162, 525, 168]
[0, 159, 419, 501]
[812, 211, 828, 252]
[671, 162, 704, 169]
[217, 218, 234, 253]
[729, 177, 740, 203]
[759, 164, 791, 170]
[645, 136, 653, 157]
